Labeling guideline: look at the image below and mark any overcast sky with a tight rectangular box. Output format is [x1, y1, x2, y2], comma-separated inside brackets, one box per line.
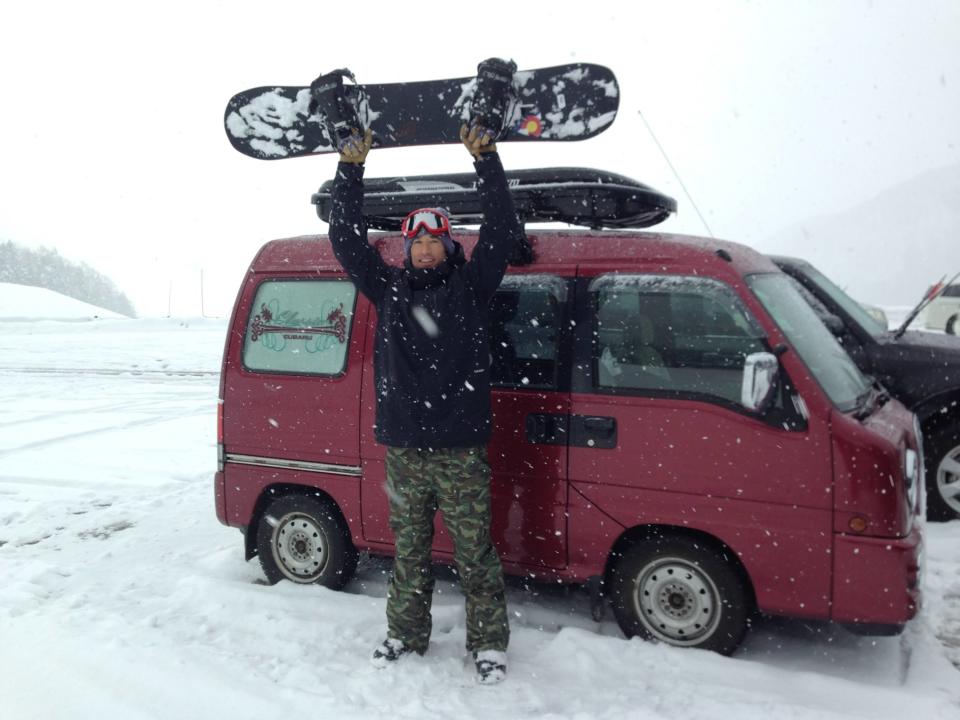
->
[1, 0, 957, 316]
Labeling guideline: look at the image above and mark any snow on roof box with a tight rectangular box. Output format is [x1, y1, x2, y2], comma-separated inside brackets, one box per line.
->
[312, 167, 677, 231]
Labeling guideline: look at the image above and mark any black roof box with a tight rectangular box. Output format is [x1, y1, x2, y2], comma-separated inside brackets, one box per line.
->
[312, 167, 677, 231]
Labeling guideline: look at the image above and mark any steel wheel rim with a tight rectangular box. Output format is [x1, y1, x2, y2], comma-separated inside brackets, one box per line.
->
[272, 512, 329, 582]
[937, 442, 960, 514]
[633, 556, 722, 645]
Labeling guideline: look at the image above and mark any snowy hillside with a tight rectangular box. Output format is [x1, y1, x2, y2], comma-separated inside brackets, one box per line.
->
[0, 282, 122, 321]
[1, 317, 959, 719]
[765, 163, 960, 307]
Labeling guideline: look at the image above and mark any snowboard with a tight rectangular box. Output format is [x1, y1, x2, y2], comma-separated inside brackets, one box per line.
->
[224, 63, 619, 160]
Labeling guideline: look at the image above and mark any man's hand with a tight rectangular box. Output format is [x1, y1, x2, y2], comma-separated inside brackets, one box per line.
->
[339, 128, 373, 164]
[461, 124, 497, 158]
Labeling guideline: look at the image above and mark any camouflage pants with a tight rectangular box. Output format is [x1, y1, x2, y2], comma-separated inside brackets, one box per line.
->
[384, 445, 509, 654]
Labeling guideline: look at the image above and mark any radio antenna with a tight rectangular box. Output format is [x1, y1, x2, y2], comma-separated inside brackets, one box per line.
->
[637, 109, 715, 238]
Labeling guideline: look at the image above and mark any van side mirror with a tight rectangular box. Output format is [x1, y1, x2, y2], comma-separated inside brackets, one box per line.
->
[741, 352, 779, 413]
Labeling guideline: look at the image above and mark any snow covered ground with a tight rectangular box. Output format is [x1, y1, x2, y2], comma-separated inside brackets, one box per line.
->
[0, 282, 123, 321]
[2, 307, 960, 719]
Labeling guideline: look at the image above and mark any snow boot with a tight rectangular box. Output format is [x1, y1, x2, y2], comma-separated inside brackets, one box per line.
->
[474, 649, 507, 685]
[370, 638, 416, 668]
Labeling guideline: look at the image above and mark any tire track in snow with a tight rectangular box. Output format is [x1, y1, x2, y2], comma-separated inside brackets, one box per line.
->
[0, 396, 187, 430]
[0, 366, 217, 378]
[0, 405, 212, 459]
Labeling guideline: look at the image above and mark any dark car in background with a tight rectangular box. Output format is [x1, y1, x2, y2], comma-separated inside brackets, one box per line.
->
[773, 256, 960, 521]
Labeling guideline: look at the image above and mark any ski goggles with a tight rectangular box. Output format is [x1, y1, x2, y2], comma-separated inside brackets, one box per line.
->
[401, 209, 451, 239]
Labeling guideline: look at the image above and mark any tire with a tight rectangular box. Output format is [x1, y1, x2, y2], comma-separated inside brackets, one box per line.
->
[608, 534, 750, 655]
[925, 424, 960, 522]
[256, 494, 358, 588]
[946, 314, 958, 336]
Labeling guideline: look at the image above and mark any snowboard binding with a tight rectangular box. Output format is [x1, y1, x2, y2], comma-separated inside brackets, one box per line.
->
[309, 68, 365, 152]
[469, 58, 517, 139]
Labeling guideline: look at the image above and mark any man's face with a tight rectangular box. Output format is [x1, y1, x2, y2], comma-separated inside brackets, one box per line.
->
[410, 234, 446, 269]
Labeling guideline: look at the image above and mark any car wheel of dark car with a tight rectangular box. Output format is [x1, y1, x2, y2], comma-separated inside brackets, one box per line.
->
[927, 424, 960, 521]
[256, 494, 358, 588]
[946, 314, 958, 336]
[608, 533, 751, 655]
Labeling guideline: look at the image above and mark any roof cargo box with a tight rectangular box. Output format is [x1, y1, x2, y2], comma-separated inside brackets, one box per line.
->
[312, 167, 677, 231]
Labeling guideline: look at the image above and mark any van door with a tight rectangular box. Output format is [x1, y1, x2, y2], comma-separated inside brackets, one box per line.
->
[567, 271, 834, 617]
[488, 274, 572, 570]
[227, 276, 366, 467]
[359, 273, 573, 571]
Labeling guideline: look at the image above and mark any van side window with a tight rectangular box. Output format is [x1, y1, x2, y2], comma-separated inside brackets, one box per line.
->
[242, 280, 357, 375]
[591, 275, 767, 405]
[490, 275, 566, 390]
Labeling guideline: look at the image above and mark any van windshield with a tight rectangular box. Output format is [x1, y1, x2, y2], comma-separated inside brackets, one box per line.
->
[747, 273, 870, 413]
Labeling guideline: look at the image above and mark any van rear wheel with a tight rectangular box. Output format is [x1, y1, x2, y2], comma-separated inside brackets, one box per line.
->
[256, 494, 358, 588]
[608, 534, 750, 655]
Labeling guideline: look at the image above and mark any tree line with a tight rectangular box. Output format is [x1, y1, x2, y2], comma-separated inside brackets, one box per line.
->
[0, 240, 136, 317]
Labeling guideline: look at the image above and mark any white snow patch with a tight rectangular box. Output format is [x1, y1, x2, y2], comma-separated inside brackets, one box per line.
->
[0, 282, 122, 321]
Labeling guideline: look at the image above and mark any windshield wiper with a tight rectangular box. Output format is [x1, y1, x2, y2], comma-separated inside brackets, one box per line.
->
[894, 270, 960, 339]
[853, 380, 891, 420]
[852, 385, 875, 420]
[874, 382, 891, 408]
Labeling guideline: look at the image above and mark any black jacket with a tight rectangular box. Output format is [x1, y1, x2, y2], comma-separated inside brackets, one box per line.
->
[328, 153, 522, 448]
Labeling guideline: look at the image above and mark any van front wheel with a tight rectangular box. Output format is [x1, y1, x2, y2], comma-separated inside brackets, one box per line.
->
[608, 535, 750, 655]
[256, 494, 358, 589]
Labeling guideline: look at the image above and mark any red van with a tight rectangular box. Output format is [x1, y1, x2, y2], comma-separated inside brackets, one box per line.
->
[214, 169, 923, 655]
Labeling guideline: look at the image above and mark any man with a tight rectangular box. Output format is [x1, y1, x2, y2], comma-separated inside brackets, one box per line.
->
[328, 124, 522, 684]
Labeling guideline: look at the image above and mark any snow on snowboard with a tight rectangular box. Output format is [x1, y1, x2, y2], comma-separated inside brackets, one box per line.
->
[224, 61, 619, 160]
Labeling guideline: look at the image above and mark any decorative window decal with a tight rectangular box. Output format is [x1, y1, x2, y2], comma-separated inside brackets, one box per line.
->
[243, 280, 356, 375]
[249, 301, 348, 350]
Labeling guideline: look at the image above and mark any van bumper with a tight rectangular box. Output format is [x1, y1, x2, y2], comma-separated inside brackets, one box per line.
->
[831, 525, 922, 627]
[214, 470, 227, 526]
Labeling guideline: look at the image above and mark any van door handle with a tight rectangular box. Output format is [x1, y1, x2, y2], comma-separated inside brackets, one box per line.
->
[583, 416, 615, 434]
[570, 415, 617, 449]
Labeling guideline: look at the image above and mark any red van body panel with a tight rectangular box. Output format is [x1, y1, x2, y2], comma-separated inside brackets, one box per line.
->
[831, 400, 917, 537]
[566, 392, 835, 619]
[217, 230, 922, 630]
[222, 464, 363, 533]
[832, 528, 922, 624]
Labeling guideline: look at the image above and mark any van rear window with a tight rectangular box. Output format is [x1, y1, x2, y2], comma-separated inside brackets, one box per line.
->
[242, 279, 357, 375]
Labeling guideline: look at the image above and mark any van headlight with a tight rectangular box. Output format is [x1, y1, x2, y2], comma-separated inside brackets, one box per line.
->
[905, 447, 919, 511]
[905, 448, 918, 484]
[912, 414, 926, 517]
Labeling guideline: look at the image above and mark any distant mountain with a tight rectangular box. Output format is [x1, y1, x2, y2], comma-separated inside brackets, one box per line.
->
[764, 164, 960, 306]
[0, 282, 121, 321]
